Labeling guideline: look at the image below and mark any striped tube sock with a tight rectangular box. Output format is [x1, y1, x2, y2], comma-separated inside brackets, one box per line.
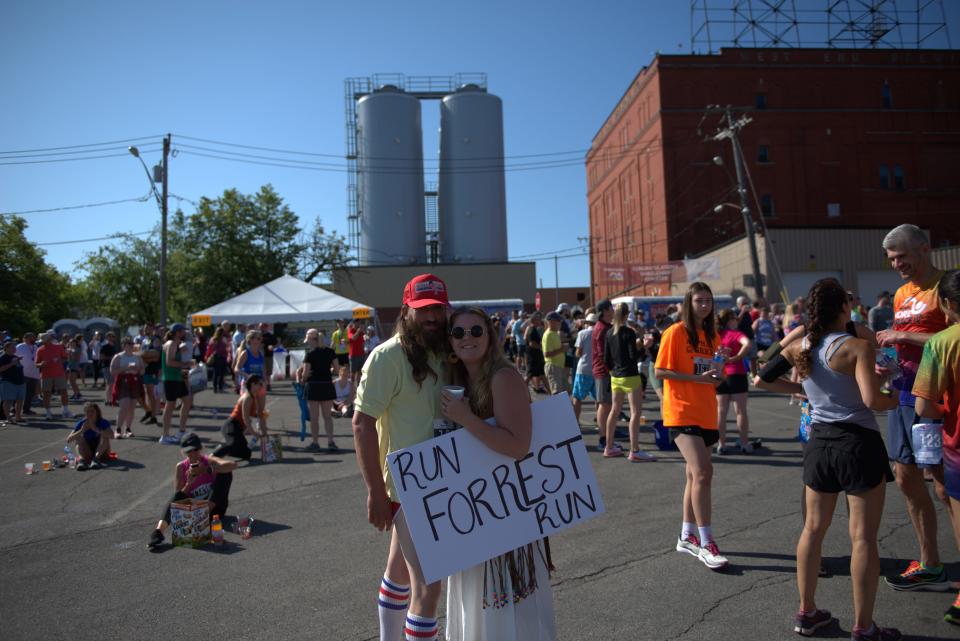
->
[378, 576, 409, 641]
[405, 613, 438, 641]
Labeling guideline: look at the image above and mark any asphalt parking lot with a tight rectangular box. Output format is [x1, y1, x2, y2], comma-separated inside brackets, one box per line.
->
[0, 382, 957, 640]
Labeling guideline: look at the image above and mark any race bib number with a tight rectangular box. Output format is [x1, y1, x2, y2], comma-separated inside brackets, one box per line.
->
[433, 418, 459, 438]
[693, 356, 713, 375]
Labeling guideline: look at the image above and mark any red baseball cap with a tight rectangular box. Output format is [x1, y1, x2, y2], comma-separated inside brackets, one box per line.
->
[402, 274, 450, 309]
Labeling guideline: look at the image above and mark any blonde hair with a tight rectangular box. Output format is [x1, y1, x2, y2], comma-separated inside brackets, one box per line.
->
[448, 307, 514, 419]
[611, 302, 629, 336]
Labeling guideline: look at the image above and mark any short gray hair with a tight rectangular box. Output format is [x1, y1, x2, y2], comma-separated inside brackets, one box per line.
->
[882, 224, 928, 252]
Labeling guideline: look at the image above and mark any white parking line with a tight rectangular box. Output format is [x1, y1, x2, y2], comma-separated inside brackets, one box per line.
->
[0, 438, 71, 466]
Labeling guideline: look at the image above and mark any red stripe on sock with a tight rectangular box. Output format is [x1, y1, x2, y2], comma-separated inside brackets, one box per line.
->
[404, 627, 437, 638]
[379, 588, 409, 601]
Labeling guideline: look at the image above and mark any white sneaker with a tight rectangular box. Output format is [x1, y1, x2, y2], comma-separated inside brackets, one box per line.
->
[62, 409, 73, 418]
[159, 435, 179, 445]
[45, 409, 53, 420]
[698, 541, 729, 570]
[628, 449, 656, 462]
[676, 534, 701, 557]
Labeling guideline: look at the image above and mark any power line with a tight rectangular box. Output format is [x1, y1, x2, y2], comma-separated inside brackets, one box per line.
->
[0, 151, 155, 166]
[1, 191, 153, 217]
[174, 133, 592, 162]
[0, 135, 162, 156]
[33, 231, 153, 247]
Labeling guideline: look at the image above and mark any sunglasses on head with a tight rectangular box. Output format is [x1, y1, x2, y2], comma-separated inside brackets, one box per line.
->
[450, 325, 485, 339]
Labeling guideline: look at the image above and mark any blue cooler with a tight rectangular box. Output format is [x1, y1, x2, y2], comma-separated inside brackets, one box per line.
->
[654, 421, 678, 451]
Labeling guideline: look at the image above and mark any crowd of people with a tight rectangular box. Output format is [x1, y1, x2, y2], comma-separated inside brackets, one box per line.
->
[3, 222, 959, 639]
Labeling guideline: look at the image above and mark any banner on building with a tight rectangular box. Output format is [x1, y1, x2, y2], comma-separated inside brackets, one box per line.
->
[387, 393, 604, 584]
[596, 257, 720, 288]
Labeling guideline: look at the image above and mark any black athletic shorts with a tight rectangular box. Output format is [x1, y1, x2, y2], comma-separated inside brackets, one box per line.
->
[336, 353, 349, 367]
[716, 374, 748, 395]
[804, 422, 894, 494]
[669, 425, 720, 448]
[307, 380, 336, 402]
[163, 380, 189, 401]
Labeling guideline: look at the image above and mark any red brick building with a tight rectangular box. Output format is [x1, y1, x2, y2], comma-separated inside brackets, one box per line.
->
[586, 48, 960, 302]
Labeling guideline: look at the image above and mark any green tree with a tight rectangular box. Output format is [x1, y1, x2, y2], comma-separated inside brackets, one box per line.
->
[177, 185, 305, 311]
[300, 217, 350, 283]
[72, 230, 167, 324]
[0, 216, 76, 335]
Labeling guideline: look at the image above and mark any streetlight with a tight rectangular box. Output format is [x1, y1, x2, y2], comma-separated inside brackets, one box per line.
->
[128, 135, 171, 325]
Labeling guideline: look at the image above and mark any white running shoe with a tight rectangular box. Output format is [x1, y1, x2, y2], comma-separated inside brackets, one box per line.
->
[62, 409, 73, 418]
[45, 409, 53, 420]
[628, 449, 656, 462]
[698, 541, 729, 570]
[676, 534, 701, 558]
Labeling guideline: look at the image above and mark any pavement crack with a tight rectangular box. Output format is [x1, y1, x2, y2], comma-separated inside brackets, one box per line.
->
[667, 574, 794, 640]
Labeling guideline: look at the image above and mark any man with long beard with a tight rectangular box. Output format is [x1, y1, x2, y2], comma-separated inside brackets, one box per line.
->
[353, 274, 449, 641]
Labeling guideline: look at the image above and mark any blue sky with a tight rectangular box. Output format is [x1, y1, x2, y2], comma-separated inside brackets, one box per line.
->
[3, 1, 958, 289]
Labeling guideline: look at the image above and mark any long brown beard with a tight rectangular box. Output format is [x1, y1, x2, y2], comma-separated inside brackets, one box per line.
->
[396, 313, 448, 386]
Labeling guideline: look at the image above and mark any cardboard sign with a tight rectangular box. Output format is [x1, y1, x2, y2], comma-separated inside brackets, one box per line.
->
[387, 393, 604, 583]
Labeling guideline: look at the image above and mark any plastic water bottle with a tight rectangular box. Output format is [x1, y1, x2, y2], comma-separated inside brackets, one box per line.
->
[912, 423, 943, 466]
[712, 348, 727, 375]
[63, 446, 75, 469]
[211, 515, 224, 547]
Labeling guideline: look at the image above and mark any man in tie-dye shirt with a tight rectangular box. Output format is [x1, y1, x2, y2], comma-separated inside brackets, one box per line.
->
[876, 224, 951, 593]
[912, 269, 960, 625]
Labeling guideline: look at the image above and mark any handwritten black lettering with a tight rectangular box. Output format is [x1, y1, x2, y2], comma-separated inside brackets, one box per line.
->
[396, 451, 425, 492]
[447, 491, 476, 535]
[555, 435, 583, 480]
[572, 485, 597, 519]
[537, 444, 565, 495]
[535, 501, 558, 535]
[493, 463, 531, 513]
[422, 487, 449, 542]
[514, 453, 545, 506]
[467, 477, 506, 525]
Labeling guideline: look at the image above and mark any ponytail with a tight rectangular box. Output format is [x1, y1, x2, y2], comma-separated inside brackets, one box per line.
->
[795, 278, 847, 380]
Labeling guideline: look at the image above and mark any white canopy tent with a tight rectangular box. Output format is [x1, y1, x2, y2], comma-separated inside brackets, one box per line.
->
[188, 275, 373, 325]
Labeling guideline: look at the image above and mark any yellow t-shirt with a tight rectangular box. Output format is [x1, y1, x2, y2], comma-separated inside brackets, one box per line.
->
[331, 328, 349, 355]
[654, 322, 718, 430]
[354, 336, 444, 501]
[542, 328, 565, 367]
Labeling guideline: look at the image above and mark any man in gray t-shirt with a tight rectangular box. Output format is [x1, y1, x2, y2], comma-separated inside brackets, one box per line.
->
[572, 313, 597, 424]
[868, 292, 894, 331]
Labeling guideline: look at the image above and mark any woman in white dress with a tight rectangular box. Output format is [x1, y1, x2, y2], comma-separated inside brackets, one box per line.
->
[440, 306, 557, 641]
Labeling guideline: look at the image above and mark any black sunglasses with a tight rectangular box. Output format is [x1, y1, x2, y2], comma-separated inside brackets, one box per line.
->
[450, 325, 485, 339]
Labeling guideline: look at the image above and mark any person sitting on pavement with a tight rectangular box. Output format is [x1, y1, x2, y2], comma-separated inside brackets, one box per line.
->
[212, 374, 267, 461]
[147, 432, 238, 549]
[332, 365, 355, 419]
[67, 403, 113, 470]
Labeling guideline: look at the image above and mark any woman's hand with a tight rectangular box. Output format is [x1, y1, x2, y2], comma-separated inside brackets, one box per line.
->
[697, 369, 723, 386]
[440, 391, 473, 426]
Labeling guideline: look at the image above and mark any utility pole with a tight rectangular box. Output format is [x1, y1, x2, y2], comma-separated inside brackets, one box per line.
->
[160, 134, 170, 326]
[713, 107, 764, 301]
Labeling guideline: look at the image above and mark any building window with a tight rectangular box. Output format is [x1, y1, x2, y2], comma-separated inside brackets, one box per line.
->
[760, 194, 774, 217]
[758, 145, 770, 163]
[894, 164, 905, 190]
[882, 81, 892, 109]
[879, 164, 890, 190]
[827, 203, 841, 218]
[756, 93, 767, 110]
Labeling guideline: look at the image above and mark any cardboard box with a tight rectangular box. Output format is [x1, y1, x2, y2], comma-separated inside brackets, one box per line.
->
[170, 499, 211, 548]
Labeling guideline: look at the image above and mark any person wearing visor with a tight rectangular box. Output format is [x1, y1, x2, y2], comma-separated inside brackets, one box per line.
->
[147, 432, 238, 549]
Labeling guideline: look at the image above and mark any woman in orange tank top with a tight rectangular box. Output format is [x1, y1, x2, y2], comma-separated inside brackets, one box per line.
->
[213, 374, 265, 461]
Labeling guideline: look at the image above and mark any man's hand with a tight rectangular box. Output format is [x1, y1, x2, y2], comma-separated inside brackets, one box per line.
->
[697, 369, 723, 386]
[875, 330, 903, 347]
[367, 490, 393, 532]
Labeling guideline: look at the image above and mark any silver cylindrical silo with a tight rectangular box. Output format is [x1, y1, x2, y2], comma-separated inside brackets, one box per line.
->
[357, 86, 426, 265]
[438, 85, 508, 263]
